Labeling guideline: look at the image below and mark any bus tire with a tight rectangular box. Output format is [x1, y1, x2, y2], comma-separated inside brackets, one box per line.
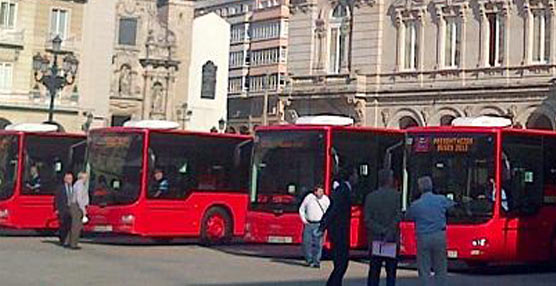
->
[201, 207, 232, 245]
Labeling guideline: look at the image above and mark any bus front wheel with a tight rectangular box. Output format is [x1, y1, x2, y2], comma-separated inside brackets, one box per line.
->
[201, 207, 232, 245]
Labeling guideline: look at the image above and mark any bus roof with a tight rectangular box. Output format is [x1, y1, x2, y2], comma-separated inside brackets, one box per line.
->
[254, 124, 402, 134]
[405, 126, 556, 137]
[0, 129, 85, 138]
[89, 127, 252, 140]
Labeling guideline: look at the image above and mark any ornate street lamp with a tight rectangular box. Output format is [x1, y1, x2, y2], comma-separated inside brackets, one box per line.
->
[32, 35, 79, 123]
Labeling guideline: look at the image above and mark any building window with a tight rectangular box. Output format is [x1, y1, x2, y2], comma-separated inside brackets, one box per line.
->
[444, 17, 461, 68]
[231, 24, 246, 43]
[404, 20, 419, 70]
[248, 74, 277, 92]
[532, 10, 550, 63]
[201, 61, 217, 99]
[0, 1, 16, 29]
[0, 62, 13, 91]
[250, 21, 281, 40]
[486, 12, 505, 67]
[118, 18, 138, 46]
[50, 8, 68, 39]
[229, 51, 244, 68]
[251, 48, 280, 66]
[329, 4, 349, 74]
[228, 77, 243, 93]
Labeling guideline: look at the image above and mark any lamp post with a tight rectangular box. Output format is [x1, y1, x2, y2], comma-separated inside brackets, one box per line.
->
[32, 35, 79, 123]
[218, 117, 226, 133]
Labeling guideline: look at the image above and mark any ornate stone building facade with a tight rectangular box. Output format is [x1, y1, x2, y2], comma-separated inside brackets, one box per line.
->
[284, 0, 556, 130]
[109, 0, 194, 126]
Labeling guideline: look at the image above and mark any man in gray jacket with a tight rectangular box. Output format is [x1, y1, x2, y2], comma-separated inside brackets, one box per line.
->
[364, 169, 401, 286]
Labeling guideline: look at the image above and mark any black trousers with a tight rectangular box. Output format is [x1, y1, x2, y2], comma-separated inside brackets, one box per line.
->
[368, 255, 398, 286]
[57, 211, 71, 245]
[326, 233, 350, 286]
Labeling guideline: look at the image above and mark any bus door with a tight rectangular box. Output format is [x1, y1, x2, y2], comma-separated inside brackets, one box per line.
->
[331, 130, 404, 248]
[248, 130, 326, 244]
[143, 133, 191, 235]
[502, 134, 547, 262]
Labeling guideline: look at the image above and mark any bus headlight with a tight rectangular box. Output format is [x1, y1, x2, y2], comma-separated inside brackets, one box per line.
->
[0, 209, 9, 219]
[472, 238, 488, 247]
[121, 214, 135, 225]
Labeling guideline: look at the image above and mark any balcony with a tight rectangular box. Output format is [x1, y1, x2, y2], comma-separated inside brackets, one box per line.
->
[0, 29, 24, 48]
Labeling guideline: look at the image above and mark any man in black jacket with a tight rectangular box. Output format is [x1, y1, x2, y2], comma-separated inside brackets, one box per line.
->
[319, 166, 359, 286]
[54, 172, 73, 246]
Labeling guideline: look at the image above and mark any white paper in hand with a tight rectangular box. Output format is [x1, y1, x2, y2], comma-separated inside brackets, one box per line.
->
[372, 241, 397, 258]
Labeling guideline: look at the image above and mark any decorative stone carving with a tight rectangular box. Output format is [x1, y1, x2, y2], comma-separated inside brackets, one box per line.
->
[151, 82, 164, 113]
[464, 106, 474, 117]
[381, 109, 391, 127]
[421, 107, 431, 126]
[313, 17, 327, 72]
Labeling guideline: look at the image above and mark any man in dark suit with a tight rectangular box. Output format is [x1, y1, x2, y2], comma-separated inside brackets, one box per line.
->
[319, 166, 359, 286]
[54, 172, 73, 247]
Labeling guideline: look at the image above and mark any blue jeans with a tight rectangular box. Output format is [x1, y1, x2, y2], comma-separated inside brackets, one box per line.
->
[416, 231, 448, 286]
[302, 223, 323, 265]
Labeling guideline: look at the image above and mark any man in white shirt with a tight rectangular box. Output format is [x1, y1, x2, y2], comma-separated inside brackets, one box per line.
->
[299, 185, 330, 268]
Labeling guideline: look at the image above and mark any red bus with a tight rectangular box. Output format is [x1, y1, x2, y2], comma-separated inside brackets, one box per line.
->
[244, 123, 404, 248]
[84, 124, 252, 243]
[401, 126, 556, 265]
[0, 126, 86, 231]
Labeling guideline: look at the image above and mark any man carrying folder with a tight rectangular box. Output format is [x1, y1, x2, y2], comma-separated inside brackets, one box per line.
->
[364, 169, 401, 286]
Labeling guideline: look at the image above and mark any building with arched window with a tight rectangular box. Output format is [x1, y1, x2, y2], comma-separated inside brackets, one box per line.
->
[282, 0, 556, 131]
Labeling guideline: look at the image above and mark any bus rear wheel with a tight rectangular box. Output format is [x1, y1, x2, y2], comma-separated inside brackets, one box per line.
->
[201, 207, 232, 245]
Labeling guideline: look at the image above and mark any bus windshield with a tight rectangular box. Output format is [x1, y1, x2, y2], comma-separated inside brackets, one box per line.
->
[0, 135, 18, 200]
[88, 132, 144, 206]
[250, 130, 325, 212]
[406, 133, 496, 223]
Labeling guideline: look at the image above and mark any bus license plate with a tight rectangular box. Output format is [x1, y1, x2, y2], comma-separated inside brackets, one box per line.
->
[267, 236, 293, 243]
[93, 225, 113, 232]
[447, 250, 458, 259]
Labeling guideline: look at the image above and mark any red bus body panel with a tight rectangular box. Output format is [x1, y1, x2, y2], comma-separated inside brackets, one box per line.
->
[84, 128, 251, 238]
[401, 127, 556, 264]
[244, 125, 402, 249]
[86, 192, 248, 237]
[0, 131, 85, 230]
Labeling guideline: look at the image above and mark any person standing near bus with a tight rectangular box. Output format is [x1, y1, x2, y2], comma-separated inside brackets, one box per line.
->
[318, 166, 358, 286]
[299, 185, 330, 268]
[406, 176, 455, 286]
[67, 171, 89, 250]
[364, 169, 401, 286]
[54, 172, 73, 246]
